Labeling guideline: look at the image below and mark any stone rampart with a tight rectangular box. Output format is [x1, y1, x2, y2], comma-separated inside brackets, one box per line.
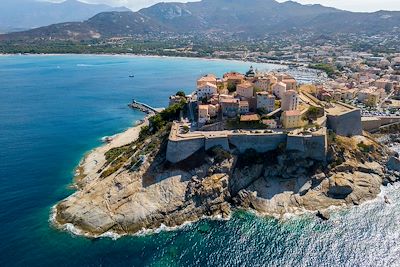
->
[228, 133, 287, 153]
[166, 137, 205, 163]
[205, 136, 230, 151]
[287, 130, 327, 161]
[167, 129, 328, 163]
[327, 109, 362, 136]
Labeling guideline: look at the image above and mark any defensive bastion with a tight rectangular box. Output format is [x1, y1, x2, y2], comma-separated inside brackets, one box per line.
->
[166, 122, 328, 163]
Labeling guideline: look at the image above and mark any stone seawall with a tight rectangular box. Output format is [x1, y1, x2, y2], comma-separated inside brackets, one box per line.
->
[327, 109, 362, 136]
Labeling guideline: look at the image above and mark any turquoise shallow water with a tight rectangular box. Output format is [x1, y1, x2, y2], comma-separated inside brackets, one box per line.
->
[0, 55, 399, 267]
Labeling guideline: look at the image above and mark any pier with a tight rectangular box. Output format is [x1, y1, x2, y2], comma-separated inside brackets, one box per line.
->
[129, 99, 160, 114]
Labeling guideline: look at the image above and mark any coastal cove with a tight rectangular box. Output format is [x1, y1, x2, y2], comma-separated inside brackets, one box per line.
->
[1, 55, 400, 266]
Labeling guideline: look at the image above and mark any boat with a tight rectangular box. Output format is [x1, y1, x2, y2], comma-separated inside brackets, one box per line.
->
[129, 75, 135, 78]
[101, 136, 114, 143]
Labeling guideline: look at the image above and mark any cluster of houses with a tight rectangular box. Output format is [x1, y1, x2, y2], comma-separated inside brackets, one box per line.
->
[314, 70, 400, 107]
[190, 67, 306, 129]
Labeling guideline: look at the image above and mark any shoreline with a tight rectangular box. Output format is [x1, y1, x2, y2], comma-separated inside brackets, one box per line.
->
[0, 52, 308, 68]
[51, 180, 394, 239]
[51, 115, 397, 238]
[73, 117, 149, 187]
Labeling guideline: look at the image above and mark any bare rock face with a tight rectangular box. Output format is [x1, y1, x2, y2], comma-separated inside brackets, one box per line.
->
[54, 132, 392, 237]
[327, 173, 354, 199]
[230, 164, 264, 195]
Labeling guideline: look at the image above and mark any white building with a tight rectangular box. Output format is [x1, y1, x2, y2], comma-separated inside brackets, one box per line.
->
[256, 92, 275, 112]
[272, 82, 287, 99]
[281, 90, 299, 111]
[198, 105, 210, 124]
[196, 82, 218, 99]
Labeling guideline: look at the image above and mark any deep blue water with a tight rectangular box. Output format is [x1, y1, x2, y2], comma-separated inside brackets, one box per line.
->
[0, 55, 399, 267]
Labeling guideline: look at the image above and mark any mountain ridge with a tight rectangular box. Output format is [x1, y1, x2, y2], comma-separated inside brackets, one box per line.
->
[1, 0, 399, 40]
[0, 0, 129, 33]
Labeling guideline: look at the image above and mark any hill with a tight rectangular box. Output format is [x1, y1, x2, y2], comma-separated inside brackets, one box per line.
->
[0, 0, 129, 33]
[1, 0, 400, 41]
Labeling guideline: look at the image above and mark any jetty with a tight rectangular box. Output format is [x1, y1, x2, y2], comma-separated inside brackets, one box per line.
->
[129, 99, 160, 114]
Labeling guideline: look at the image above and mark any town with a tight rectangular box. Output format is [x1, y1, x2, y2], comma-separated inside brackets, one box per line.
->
[165, 57, 400, 163]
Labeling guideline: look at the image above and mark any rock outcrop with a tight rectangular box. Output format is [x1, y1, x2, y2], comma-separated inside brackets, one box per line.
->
[53, 128, 398, 237]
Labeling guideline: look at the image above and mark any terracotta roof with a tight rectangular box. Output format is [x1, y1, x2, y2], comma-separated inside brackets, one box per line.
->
[240, 114, 260, 122]
[198, 75, 217, 82]
[237, 82, 253, 89]
[284, 110, 301, 116]
[198, 82, 217, 89]
[220, 98, 240, 104]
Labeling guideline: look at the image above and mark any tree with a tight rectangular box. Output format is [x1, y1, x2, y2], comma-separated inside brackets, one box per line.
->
[227, 82, 236, 93]
[176, 91, 186, 97]
[305, 106, 321, 120]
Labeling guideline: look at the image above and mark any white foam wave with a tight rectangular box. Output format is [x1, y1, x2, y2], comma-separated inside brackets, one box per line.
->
[76, 64, 94, 67]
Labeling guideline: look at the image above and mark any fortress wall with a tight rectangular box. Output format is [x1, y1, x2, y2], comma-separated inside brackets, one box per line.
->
[228, 133, 287, 153]
[167, 131, 328, 163]
[327, 109, 363, 136]
[287, 132, 327, 161]
[379, 117, 400, 125]
[166, 137, 205, 163]
[205, 136, 230, 151]
[362, 118, 382, 131]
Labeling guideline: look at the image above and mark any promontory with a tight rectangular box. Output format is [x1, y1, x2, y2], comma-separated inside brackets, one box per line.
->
[52, 69, 400, 237]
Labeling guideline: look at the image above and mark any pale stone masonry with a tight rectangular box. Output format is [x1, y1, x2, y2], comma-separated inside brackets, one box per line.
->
[281, 90, 299, 111]
[256, 92, 275, 112]
[166, 121, 328, 163]
[272, 82, 287, 99]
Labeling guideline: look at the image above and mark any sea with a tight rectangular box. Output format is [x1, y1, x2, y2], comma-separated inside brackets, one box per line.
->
[0, 55, 399, 267]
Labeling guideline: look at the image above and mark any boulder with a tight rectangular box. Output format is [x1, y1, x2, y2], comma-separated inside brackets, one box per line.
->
[316, 210, 330, 221]
[299, 180, 312, 196]
[327, 173, 354, 199]
[387, 156, 400, 172]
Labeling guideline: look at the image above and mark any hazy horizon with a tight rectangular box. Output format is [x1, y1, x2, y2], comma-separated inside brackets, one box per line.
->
[41, 0, 400, 12]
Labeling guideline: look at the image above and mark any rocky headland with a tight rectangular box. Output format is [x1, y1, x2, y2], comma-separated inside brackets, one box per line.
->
[51, 117, 400, 238]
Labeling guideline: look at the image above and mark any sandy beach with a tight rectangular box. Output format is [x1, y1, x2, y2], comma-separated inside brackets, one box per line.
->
[75, 118, 148, 185]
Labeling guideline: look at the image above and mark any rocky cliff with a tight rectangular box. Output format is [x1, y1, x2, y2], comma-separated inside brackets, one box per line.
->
[52, 125, 399, 237]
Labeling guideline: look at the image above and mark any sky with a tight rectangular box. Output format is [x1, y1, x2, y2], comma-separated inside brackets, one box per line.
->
[46, 0, 400, 12]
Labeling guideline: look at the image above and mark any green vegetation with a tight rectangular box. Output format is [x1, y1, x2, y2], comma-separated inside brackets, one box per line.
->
[176, 91, 186, 97]
[182, 125, 190, 134]
[309, 63, 336, 78]
[149, 101, 186, 133]
[206, 146, 232, 164]
[99, 101, 184, 179]
[327, 130, 337, 144]
[357, 141, 374, 153]
[304, 106, 321, 121]
[105, 146, 130, 165]
[227, 82, 236, 93]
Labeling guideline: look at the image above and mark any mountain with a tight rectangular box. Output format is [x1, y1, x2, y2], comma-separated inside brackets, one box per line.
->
[0, 0, 129, 33]
[1, 0, 400, 40]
